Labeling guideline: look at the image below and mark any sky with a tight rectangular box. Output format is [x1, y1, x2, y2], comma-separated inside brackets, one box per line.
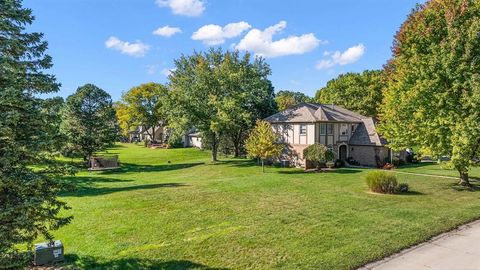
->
[23, 0, 423, 101]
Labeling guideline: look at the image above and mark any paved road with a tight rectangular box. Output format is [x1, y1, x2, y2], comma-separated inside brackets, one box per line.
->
[360, 220, 480, 270]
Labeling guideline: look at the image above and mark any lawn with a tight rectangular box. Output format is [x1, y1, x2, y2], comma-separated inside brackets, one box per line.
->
[53, 144, 480, 270]
[395, 162, 480, 179]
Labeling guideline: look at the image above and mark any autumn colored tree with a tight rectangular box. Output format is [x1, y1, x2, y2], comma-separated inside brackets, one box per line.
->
[120, 83, 170, 144]
[379, 0, 480, 186]
[245, 120, 283, 172]
[315, 70, 385, 117]
[275, 90, 313, 111]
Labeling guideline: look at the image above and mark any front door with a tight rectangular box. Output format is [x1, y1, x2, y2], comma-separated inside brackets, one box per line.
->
[339, 145, 347, 160]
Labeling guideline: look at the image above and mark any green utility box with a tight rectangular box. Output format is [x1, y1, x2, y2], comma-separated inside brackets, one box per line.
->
[33, 240, 64, 266]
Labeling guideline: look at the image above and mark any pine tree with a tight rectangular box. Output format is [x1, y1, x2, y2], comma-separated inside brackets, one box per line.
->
[0, 0, 73, 266]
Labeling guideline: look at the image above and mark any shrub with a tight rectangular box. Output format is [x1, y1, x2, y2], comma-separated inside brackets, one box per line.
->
[365, 171, 398, 194]
[396, 183, 409, 193]
[303, 144, 334, 170]
[335, 159, 345, 168]
[392, 157, 405, 166]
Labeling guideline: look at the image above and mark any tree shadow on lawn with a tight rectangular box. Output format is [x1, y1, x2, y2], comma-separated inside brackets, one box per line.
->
[277, 168, 363, 175]
[446, 179, 480, 192]
[62, 254, 229, 270]
[59, 176, 188, 197]
[214, 159, 257, 168]
[97, 162, 205, 175]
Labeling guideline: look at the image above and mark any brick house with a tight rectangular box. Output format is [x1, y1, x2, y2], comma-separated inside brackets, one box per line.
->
[265, 102, 393, 167]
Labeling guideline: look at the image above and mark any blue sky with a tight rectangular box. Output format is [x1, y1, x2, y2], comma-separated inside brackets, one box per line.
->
[24, 0, 423, 101]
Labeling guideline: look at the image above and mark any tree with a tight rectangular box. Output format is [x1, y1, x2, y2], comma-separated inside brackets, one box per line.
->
[120, 82, 170, 144]
[275, 90, 313, 111]
[379, 0, 480, 186]
[0, 0, 72, 266]
[245, 120, 283, 172]
[315, 70, 385, 117]
[303, 144, 335, 170]
[61, 84, 118, 163]
[169, 48, 276, 161]
[114, 101, 133, 141]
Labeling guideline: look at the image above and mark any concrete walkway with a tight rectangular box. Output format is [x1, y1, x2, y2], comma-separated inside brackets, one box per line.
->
[359, 220, 480, 270]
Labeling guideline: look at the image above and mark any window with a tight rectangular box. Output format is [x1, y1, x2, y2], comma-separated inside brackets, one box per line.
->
[351, 124, 356, 133]
[319, 123, 326, 135]
[340, 124, 348, 136]
[300, 124, 307, 135]
[327, 123, 334, 135]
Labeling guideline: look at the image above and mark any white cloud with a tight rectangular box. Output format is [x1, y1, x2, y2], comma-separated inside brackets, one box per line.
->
[316, 43, 365, 70]
[146, 65, 158, 75]
[192, 21, 251, 45]
[235, 21, 322, 58]
[153, 26, 182, 37]
[161, 68, 175, 77]
[105, 36, 150, 57]
[155, 0, 205, 17]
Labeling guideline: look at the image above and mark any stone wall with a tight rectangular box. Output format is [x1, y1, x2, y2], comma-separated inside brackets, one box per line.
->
[349, 145, 390, 167]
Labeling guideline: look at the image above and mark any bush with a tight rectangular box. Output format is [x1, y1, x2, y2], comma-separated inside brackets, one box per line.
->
[365, 171, 398, 194]
[335, 159, 345, 168]
[347, 157, 360, 166]
[392, 157, 405, 166]
[396, 183, 409, 193]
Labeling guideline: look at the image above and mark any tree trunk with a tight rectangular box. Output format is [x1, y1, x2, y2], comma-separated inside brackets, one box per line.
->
[151, 126, 156, 143]
[230, 131, 242, 158]
[211, 133, 218, 162]
[459, 171, 471, 186]
[261, 159, 265, 173]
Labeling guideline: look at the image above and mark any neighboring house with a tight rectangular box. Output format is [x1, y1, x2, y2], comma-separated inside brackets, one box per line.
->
[128, 125, 166, 143]
[183, 129, 202, 148]
[265, 102, 393, 167]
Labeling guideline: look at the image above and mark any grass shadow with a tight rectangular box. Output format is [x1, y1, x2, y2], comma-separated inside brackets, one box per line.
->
[448, 182, 480, 192]
[61, 254, 229, 270]
[59, 176, 188, 197]
[63, 183, 188, 197]
[396, 190, 425, 196]
[397, 162, 437, 169]
[277, 168, 363, 175]
[215, 159, 258, 168]
[97, 162, 204, 175]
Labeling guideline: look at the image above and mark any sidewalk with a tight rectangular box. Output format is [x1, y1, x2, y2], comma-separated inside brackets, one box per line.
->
[359, 220, 480, 270]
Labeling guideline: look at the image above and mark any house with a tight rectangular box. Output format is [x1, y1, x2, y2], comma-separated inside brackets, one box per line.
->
[128, 125, 166, 143]
[264, 102, 393, 167]
[183, 129, 202, 148]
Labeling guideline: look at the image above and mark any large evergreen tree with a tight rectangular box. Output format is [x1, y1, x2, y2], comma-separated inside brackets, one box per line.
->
[61, 84, 118, 162]
[315, 70, 385, 117]
[0, 0, 72, 266]
[379, 0, 480, 186]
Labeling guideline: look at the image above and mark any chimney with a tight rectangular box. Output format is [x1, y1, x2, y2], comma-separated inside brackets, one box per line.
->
[331, 103, 335, 110]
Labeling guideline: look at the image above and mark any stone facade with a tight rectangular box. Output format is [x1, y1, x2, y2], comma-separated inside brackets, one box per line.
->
[349, 145, 390, 167]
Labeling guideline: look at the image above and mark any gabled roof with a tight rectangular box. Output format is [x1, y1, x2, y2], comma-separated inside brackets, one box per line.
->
[264, 102, 367, 123]
[349, 118, 387, 146]
[264, 103, 388, 146]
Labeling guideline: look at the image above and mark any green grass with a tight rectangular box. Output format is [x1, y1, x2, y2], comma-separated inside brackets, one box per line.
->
[395, 162, 480, 179]
[52, 144, 480, 269]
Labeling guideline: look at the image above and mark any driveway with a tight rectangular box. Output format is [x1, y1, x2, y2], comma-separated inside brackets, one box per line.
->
[360, 220, 480, 270]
